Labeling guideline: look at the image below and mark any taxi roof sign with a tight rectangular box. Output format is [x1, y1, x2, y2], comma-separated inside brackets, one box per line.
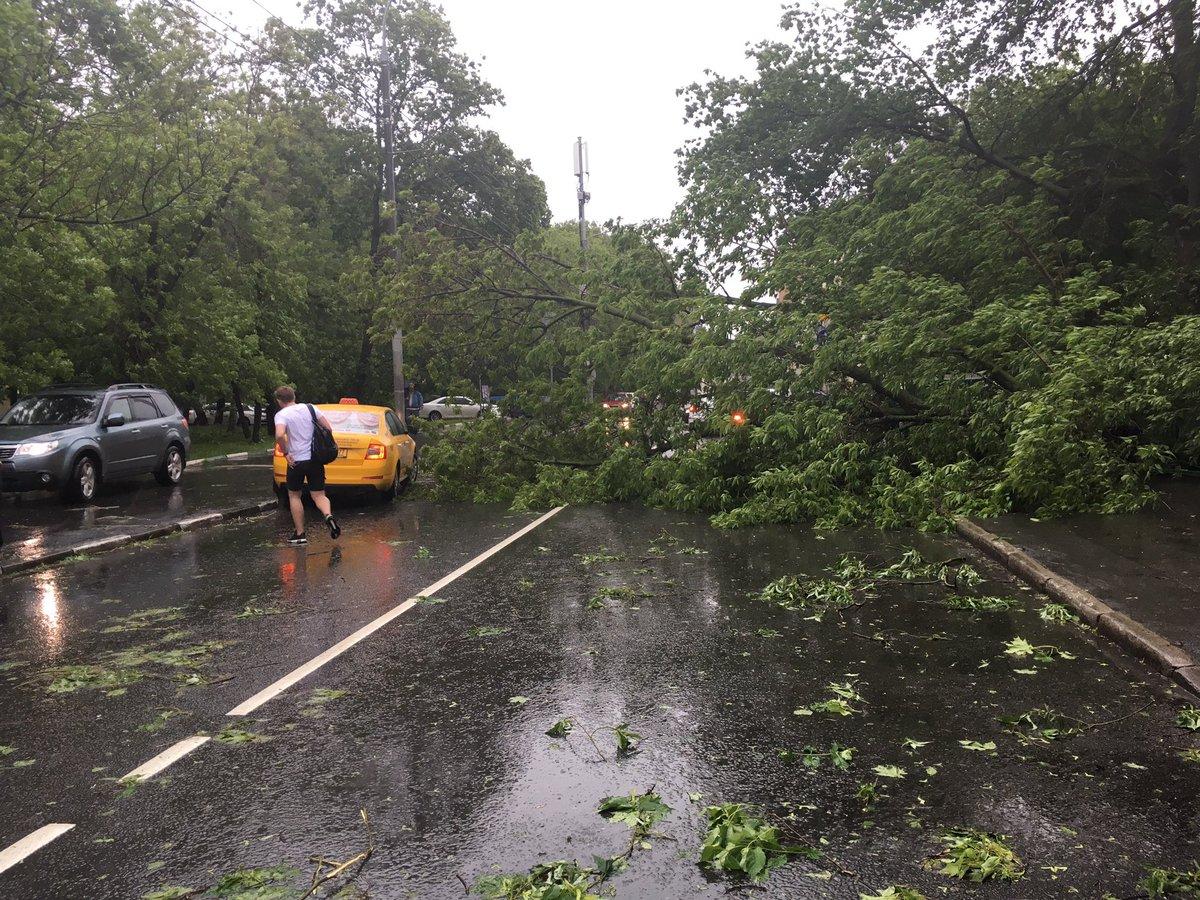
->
[339, 397, 359, 404]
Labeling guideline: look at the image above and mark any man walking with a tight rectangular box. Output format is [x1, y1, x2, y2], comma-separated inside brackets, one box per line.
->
[273, 386, 341, 545]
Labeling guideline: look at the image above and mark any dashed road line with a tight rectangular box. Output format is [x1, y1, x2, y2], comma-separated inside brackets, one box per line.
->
[227, 505, 566, 716]
[120, 735, 212, 783]
[0, 824, 75, 876]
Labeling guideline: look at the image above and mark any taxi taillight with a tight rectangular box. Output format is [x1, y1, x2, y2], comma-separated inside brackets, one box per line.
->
[365, 442, 387, 460]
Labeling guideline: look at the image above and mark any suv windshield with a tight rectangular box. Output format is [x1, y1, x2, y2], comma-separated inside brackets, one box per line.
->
[0, 395, 99, 426]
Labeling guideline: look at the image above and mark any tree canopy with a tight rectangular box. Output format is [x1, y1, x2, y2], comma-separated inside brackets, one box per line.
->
[414, 0, 1200, 527]
[0, 0, 547, 413]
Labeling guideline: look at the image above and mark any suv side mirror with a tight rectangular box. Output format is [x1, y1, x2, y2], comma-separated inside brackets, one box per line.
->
[103, 414, 126, 428]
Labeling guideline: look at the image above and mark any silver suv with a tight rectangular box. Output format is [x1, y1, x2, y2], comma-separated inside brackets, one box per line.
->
[0, 383, 191, 502]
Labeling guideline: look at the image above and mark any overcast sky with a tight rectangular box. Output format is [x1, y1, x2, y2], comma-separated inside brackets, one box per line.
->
[225, 0, 792, 226]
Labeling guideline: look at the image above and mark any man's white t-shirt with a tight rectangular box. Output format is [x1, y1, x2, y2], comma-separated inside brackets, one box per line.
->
[276, 403, 315, 462]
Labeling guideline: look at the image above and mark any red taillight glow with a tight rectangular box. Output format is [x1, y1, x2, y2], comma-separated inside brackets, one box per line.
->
[730, 410, 747, 426]
[365, 442, 387, 460]
[274, 442, 285, 457]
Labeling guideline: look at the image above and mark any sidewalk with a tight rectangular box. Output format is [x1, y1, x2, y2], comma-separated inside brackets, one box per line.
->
[0, 458, 276, 574]
[982, 478, 1200, 661]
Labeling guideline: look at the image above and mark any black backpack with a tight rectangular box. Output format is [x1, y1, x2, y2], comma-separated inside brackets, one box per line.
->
[307, 404, 339, 464]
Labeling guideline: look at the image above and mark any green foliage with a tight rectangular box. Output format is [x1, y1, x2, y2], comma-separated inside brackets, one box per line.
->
[928, 829, 1024, 882]
[1140, 864, 1200, 897]
[698, 803, 813, 883]
[596, 792, 671, 835]
[408, 0, 1200, 530]
[1004, 637, 1075, 662]
[1038, 602, 1082, 626]
[474, 860, 603, 900]
[943, 594, 1018, 611]
[545, 719, 573, 738]
[214, 725, 270, 746]
[206, 866, 301, 898]
[999, 707, 1079, 743]
[1177, 708, 1200, 732]
[1, 0, 545, 408]
[611, 723, 641, 755]
[860, 889, 926, 900]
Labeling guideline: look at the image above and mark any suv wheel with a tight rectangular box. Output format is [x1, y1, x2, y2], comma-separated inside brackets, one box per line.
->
[63, 455, 99, 503]
[155, 445, 185, 486]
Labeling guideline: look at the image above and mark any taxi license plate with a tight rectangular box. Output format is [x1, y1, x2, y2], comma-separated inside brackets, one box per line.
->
[338, 449, 349, 459]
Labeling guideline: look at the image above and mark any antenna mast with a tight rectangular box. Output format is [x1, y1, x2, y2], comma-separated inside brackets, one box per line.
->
[573, 136, 590, 251]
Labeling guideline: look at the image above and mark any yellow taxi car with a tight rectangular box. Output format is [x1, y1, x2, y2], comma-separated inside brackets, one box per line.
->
[273, 399, 417, 500]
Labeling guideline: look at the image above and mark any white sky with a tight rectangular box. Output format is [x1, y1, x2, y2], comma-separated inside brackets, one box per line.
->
[222, 0, 792, 226]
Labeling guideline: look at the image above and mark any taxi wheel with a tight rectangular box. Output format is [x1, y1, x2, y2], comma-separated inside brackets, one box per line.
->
[384, 458, 416, 501]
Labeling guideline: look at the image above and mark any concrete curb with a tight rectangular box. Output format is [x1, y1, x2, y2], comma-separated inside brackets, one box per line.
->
[0, 498, 279, 577]
[954, 517, 1200, 697]
[187, 449, 272, 468]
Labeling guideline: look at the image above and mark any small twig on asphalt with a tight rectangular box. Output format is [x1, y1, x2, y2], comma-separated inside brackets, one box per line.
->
[1079, 700, 1156, 731]
[455, 872, 471, 894]
[299, 808, 374, 899]
[577, 722, 609, 762]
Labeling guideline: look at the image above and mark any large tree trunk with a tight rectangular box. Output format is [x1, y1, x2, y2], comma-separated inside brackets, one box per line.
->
[185, 397, 208, 426]
[266, 399, 280, 450]
[230, 384, 251, 438]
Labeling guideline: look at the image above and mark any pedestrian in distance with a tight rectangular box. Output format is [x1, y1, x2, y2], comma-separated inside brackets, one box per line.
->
[273, 386, 341, 545]
[406, 382, 424, 422]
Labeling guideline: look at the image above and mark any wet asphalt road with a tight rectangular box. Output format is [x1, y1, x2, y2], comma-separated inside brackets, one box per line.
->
[0, 460, 273, 570]
[1, 502, 1199, 898]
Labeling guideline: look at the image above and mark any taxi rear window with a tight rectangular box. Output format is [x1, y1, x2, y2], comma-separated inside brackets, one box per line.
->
[322, 410, 381, 434]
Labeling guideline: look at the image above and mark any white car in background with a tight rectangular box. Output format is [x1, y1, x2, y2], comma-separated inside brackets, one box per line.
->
[419, 396, 483, 420]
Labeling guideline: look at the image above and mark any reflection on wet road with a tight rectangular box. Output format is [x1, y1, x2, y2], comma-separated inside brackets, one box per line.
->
[1, 503, 1198, 897]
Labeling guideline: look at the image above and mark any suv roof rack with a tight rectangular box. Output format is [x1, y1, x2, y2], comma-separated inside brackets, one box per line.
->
[106, 382, 154, 390]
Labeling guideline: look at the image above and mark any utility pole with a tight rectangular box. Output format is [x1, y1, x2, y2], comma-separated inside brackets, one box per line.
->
[573, 136, 590, 251]
[381, 0, 405, 422]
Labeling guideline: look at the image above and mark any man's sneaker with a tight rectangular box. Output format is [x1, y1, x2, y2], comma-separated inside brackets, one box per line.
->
[325, 515, 341, 540]
[287, 532, 308, 545]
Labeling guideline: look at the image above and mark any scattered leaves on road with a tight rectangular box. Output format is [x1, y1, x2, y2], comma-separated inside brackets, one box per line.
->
[698, 803, 816, 883]
[927, 829, 1023, 882]
[214, 725, 270, 746]
[597, 791, 671, 835]
[860, 888, 927, 900]
[612, 723, 641, 755]
[1175, 706, 1200, 731]
[958, 740, 997, 752]
[468, 626, 510, 638]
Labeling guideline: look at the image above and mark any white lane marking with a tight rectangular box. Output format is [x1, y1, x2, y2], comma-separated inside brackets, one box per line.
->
[120, 735, 211, 783]
[227, 506, 566, 717]
[0, 824, 75, 876]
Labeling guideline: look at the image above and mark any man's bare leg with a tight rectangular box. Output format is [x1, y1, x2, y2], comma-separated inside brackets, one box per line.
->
[310, 490, 332, 518]
[288, 490, 305, 534]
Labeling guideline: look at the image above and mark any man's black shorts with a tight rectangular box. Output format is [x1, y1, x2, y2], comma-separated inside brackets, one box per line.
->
[286, 459, 326, 492]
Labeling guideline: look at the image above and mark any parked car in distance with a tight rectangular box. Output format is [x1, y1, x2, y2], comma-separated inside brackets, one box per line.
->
[602, 392, 635, 411]
[419, 396, 484, 420]
[0, 383, 191, 502]
[273, 399, 417, 500]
